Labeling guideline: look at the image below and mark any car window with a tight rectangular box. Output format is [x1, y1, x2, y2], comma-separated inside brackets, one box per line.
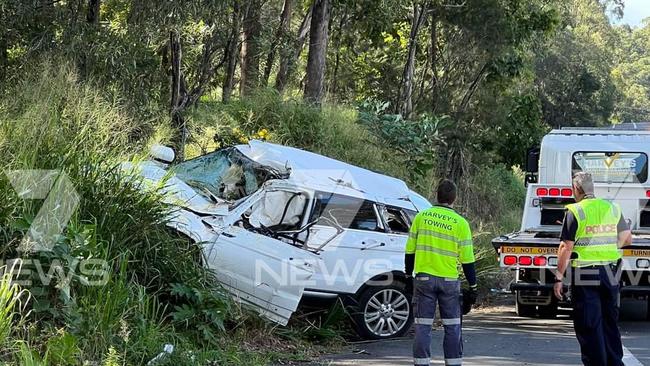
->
[383, 206, 411, 234]
[404, 209, 417, 223]
[310, 192, 380, 231]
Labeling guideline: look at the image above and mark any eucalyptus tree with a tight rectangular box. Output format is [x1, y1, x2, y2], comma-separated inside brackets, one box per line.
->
[304, 0, 331, 104]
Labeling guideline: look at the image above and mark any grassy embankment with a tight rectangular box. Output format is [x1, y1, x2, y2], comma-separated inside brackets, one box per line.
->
[0, 65, 523, 364]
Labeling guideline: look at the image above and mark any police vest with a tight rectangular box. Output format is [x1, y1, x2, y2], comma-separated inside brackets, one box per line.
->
[565, 198, 622, 268]
[405, 206, 475, 278]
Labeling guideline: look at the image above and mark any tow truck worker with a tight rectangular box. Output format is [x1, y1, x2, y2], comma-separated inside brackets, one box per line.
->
[554, 172, 632, 366]
[405, 179, 477, 366]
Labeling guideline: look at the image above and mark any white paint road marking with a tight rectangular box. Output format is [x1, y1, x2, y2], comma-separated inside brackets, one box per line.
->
[624, 346, 645, 366]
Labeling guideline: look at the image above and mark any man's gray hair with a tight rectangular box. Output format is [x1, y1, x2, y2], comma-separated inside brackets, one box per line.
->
[573, 172, 594, 195]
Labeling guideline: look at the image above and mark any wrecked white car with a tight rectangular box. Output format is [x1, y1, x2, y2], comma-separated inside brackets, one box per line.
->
[126, 141, 431, 339]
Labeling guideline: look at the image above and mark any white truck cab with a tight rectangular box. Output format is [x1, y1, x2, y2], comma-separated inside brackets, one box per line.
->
[493, 124, 650, 319]
[126, 141, 431, 339]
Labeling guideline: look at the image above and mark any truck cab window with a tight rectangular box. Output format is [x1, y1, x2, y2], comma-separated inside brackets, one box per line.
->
[310, 193, 380, 231]
[572, 151, 648, 184]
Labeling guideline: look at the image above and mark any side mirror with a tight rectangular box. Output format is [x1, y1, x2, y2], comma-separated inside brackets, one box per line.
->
[525, 147, 540, 186]
[150, 144, 175, 163]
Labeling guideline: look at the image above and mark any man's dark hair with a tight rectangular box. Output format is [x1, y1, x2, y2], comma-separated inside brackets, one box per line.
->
[437, 179, 457, 205]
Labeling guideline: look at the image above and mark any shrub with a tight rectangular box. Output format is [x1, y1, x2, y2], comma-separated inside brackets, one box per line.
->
[0, 63, 233, 363]
[190, 90, 413, 184]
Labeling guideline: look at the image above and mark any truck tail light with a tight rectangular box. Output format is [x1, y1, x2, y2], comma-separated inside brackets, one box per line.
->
[536, 187, 573, 197]
[503, 256, 517, 266]
[533, 256, 547, 266]
[518, 256, 532, 266]
[646, 190, 650, 198]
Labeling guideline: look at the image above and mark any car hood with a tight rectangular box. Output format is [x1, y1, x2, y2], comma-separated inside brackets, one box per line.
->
[122, 160, 229, 216]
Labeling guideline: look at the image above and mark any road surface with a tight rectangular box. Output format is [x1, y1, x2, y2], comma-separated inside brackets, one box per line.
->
[309, 306, 649, 365]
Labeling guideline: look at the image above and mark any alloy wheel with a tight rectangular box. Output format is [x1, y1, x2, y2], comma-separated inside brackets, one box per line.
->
[363, 288, 410, 337]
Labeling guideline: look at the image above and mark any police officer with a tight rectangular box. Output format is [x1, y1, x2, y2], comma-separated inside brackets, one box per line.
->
[405, 179, 477, 366]
[553, 172, 632, 366]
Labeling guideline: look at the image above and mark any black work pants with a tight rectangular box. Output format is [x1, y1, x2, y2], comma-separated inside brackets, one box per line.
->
[571, 265, 624, 366]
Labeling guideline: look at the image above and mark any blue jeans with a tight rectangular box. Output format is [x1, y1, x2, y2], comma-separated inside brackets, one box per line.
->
[412, 273, 462, 366]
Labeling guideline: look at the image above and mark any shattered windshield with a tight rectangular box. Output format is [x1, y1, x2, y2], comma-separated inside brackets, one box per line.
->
[171, 147, 285, 202]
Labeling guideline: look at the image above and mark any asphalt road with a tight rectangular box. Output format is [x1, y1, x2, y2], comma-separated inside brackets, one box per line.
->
[310, 306, 649, 366]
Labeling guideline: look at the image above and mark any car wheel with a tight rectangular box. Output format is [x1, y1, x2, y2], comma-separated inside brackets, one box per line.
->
[352, 281, 413, 339]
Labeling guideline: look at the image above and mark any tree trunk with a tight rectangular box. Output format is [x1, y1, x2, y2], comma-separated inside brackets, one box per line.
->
[240, 0, 262, 96]
[223, 0, 243, 102]
[87, 0, 100, 24]
[159, 41, 170, 106]
[170, 30, 187, 161]
[399, 2, 425, 118]
[330, 8, 348, 97]
[186, 26, 226, 108]
[458, 62, 488, 114]
[263, 0, 293, 86]
[430, 8, 439, 113]
[304, 0, 331, 105]
[275, 7, 311, 93]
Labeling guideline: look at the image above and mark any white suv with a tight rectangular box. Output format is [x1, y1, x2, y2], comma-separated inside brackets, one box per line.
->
[125, 141, 431, 339]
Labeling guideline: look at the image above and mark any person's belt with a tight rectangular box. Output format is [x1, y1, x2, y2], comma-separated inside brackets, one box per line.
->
[415, 273, 458, 281]
[574, 260, 621, 274]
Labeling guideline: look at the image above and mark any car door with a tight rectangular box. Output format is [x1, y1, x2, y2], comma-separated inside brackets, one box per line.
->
[305, 192, 395, 293]
[202, 225, 318, 325]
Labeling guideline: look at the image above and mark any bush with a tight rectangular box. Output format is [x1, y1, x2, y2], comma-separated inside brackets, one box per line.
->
[189, 90, 413, 184]
[458, 165, 526, 288]
[0, 63, 234, 363]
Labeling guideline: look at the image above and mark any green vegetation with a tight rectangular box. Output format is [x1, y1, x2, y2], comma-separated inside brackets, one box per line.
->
[0, 65, 339, 364]
[1, 0, 649, 363]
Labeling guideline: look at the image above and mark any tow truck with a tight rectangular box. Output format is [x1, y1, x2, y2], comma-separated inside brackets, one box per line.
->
[492, 124, 650, 319]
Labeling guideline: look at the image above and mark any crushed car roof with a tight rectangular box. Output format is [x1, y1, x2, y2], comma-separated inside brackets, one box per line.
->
[236, 140, 418, 208]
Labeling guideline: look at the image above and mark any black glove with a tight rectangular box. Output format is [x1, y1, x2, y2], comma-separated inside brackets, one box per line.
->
[405, 274, 414, 296]
[461, 287, 477, 315]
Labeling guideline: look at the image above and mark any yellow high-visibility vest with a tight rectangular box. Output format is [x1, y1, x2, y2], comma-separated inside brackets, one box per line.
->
[406, 206, 474, 278]
[566, 198, 622, 267]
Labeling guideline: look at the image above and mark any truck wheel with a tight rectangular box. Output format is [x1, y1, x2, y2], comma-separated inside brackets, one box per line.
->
[352, 281, 413, 339]
[516, 296, 536, 317]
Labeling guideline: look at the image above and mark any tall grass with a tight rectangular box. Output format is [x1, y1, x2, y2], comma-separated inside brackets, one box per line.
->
[0, 63, 238, 363]
[0, 264, 29, 349]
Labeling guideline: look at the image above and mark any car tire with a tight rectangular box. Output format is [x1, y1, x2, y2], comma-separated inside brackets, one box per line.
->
[352, 281, 413, 340]
[515, 292, 536, 318]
